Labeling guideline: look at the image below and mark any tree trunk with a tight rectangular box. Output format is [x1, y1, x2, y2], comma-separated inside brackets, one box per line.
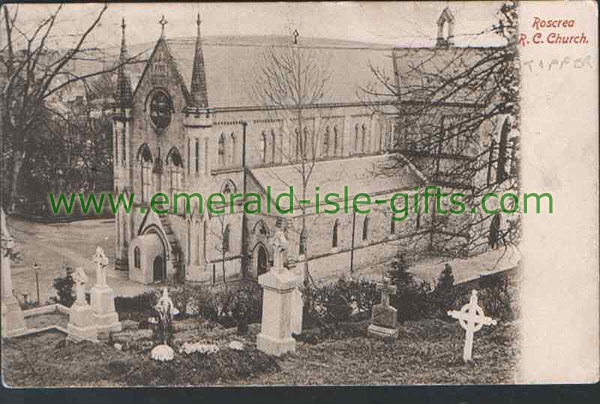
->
[8, 151, 25, 212]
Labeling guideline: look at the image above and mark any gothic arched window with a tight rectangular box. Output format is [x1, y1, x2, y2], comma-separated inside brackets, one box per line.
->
[361, 123, 368, 152]
[136, 143, 153, 202]
[354, 123, 359, 153]
[218, 134, 226, 166]
[223, 224, 230, 253]
[362, 216, 370, 241]
[221, 179, 237, 195]
[271, 129, 276, 163]
[390, 216, 396, 235]
[333, 126, 339, 156]
[302, 127, 309, 159]
[260, 131, 267, 163]
[322, 126, 330, 157]
[167, 147, 183, 199]
[194, 139, 200, 173]
[299, 228, 308, 255]
[295, 128, 300, 161]
[496, 118, 511, 183]
[134, 246, 140, 268]
[230, 133, 237, 165]
[332, 219, 339, 248]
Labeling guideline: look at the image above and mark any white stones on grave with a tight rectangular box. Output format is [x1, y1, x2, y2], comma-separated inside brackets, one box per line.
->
[447, 289, 497, 362]
[90, 247, 121, 333]
[368, 276, 399, 339]
[257, 229, 302, 356]
[67, 266, 98, 342]
[228, 340, 244, 351]
[1, 208, 27, 338]
[151, 344, 175, 361]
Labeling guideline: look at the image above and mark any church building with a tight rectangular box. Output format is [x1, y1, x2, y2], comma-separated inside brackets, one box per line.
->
[112, 8, 516, 285]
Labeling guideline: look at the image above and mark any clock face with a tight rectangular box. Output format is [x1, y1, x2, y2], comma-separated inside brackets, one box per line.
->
[149, 91, 172, 129]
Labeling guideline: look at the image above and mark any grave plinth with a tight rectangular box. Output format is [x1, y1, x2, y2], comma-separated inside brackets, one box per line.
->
[1, 208, 26, 338]
[90, 247, 121, 333]
[287, 257, 304, 335]
[67, 267, 98, 342]
[90, 285, 121, 333]
[257, 230, 302, 356]
[368, 277, 398, 339]
[2, 295, 27, 338]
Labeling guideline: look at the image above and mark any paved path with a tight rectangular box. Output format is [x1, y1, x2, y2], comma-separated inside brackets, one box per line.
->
[8, 217, 147, 303]
[359, 245, 520, 286]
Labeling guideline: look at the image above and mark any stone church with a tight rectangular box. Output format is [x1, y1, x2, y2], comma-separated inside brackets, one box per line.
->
[112, 8, 516, 285]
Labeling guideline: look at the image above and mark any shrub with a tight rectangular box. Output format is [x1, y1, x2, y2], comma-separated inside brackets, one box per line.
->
[477, 276, 517, 321]
[189, 284, 262, 329]
[230, 284, 263, 332]
[436, 263, 455, 292]
[391, 278, 433, 323]
[387, 254, 411, 285]
[53, 269, 75, 307]
[431, 263, 459, 319]
[302, 278, 380, 328]
[387, 254, 434, 322]
[115, 291, 158, 314]
[167, 282, 200, 316]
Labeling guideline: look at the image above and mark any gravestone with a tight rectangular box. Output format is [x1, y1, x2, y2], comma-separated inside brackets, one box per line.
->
[257, 229, 302, 356]
[448, 289, 497, 362]
[367, 276, 398, 339]
[287, 255, 303, 335]
[150, 287, 177, 361]
[1, 208, 27, 338]
[90, 247, 121, 333]
[67, 266, 98, 342]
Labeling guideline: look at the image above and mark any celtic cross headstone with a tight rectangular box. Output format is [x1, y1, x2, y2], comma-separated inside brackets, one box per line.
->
[448, 289, 497, 362]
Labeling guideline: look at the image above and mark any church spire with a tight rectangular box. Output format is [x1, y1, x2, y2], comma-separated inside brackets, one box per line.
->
[189, 13, 209, 108]
[115, 18, 133, 108]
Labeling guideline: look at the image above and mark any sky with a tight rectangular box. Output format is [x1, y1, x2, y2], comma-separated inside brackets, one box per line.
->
[2, 2, 507, 50]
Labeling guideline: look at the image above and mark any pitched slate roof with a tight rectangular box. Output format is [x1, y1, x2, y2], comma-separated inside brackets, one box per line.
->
[126, 35, 397, 109]
[249, 153, 426, 213]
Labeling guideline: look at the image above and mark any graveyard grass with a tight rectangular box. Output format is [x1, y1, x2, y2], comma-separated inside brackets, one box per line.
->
[2, 318, 519, 386]
[3, 216, 519, 386]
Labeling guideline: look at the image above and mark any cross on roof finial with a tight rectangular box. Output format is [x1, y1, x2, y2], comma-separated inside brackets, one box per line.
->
[292, 29, 299, 45]
[159, 15, 168, 37]
[196, 13, 201, 27]
[121, 17, 126, 32]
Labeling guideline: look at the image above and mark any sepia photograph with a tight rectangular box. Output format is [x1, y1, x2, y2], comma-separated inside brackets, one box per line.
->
[0, 1, 596, 388]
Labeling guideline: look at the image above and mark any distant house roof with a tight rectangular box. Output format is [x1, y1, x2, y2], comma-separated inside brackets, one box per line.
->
[127, 35, 398, 109]
[249, 153, 426, 213]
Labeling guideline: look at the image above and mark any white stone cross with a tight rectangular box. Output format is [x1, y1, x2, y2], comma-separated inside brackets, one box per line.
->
[72, 266, 88, 306]
[269, 229, 288, 271]
[378, 276, 396, 307]
[447, 289, 497, 362]
[92, 246, 109, 286]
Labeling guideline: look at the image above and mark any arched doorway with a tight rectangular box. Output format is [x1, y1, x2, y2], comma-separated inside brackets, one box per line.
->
[153, 255, 166, 282]
[255, 244, 268, 277]
[140, 225, 168, 284]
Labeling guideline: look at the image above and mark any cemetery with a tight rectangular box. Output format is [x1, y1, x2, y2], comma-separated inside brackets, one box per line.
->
[2, 212, 520, 386]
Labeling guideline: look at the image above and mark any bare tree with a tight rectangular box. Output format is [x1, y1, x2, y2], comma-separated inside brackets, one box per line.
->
[0, 4, 139, 210]
[210, 214, 230, 291]
[364, 2, 521, 259]
[253, 38, 331, 282]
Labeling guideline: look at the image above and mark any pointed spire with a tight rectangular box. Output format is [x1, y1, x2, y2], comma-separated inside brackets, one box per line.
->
[115, 17, 133, 108]
[189, 13, 209, 108]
